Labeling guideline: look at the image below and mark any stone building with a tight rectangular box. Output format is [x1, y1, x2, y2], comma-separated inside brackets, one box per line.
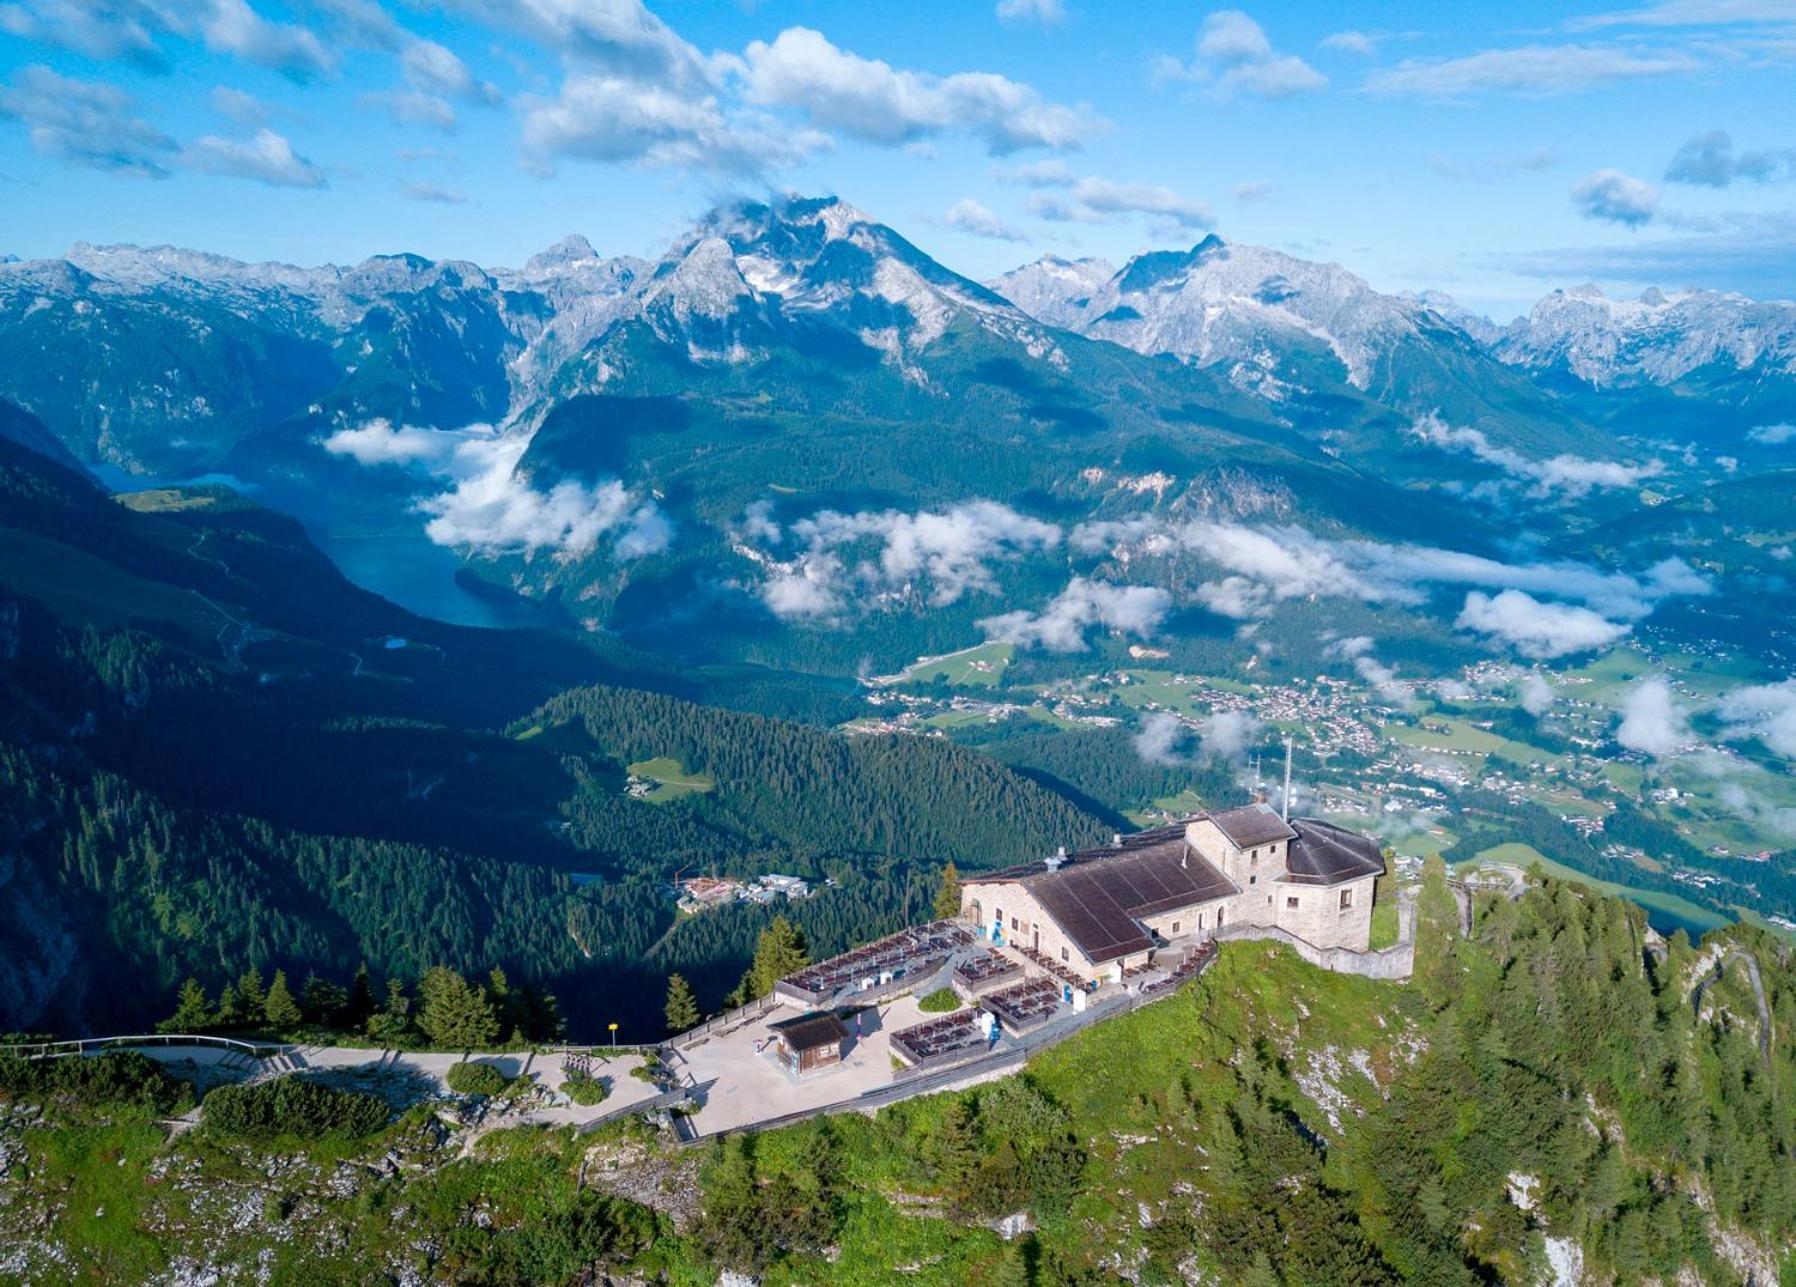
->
[959, 803, 1384, 985]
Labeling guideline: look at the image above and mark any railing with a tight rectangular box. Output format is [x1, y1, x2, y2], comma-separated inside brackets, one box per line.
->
[667, 995, 781, 1050]
[0, 1034, 285, 1061]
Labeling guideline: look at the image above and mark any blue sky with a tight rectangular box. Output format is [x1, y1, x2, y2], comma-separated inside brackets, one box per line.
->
[2, 0, 1794, 317]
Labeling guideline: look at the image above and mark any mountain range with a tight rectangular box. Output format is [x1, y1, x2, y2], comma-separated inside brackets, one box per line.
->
[0, 195, 1787, 673]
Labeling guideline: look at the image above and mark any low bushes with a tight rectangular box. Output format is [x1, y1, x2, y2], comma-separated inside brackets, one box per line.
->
[917, 988, 961, 1013]
[563, 1071, 608, 1107]
[203, 1077, 388, 1141]
[446, 1061, 509, 1097]
[0, 1051, 192, 1116]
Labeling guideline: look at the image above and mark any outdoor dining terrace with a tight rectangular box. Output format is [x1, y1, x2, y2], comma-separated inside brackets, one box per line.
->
[980, 977, 1064, 1036]
[890, 1009, 990, 1071]
[952, 950, 1023, 995]
[775, 919, 975, 1007]
[1014, 944, 1090, 992]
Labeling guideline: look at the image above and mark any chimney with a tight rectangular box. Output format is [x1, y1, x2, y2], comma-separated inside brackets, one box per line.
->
[1045, 845, 1067, 872]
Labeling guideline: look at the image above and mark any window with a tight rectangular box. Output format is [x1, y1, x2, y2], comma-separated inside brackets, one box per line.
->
[1339, 888, 1354, 910]
[1011, 916, 1019, 930]
[1198, 913, 1206, 930]
[1171, 920, 1181, 935]
[1249, 875, 1257, 885]
[1060, 947, 1069, 963]
[1286, 896, 1300, 909]
[1250, 848, 1259, 864]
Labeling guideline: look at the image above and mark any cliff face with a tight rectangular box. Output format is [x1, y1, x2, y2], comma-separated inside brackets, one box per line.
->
[0, 847, 83, 1033]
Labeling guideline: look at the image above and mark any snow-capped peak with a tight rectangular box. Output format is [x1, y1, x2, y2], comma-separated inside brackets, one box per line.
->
[986, 255, 1115, 329]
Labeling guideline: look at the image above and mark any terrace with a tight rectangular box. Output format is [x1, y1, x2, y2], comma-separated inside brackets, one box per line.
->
[775, 919, 974, 1007]
[952, 950, 1023, 995]
[1014, 943, 1091, 992]
[890, 1009, 991, 1071]
[981, 977, 1064, 1036]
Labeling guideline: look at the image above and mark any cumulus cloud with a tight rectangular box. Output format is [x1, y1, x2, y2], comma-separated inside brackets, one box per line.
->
[1615, 676, 1692, 755]
[1518, 672, 1557, 715]
[980, 577, 1171, 652]
[1715, 679, 1796, 758]
[1411, 413, 1661, 496]
[321, 420, 669, 560]
[182, 127, 326, 188]
[754, 500, 1060, 622]
[1363, 44, 1695, 97]
[1155, 9, 1327, 99]
[945, 198, 1027, 242]
[1572, 168, 1660, 226]
[740, 26, 1101, 154]
[210, 86, 269, 126]
[1322, 30, 1379, 56]
[1748, 422, 1796, 444]
[1325, 635, 1408, 701]
[0, 65, 175, 176]
[2, 0, 334, 79]
[1457, 590, 1631, 658]
[1665, 129, 1793, 187]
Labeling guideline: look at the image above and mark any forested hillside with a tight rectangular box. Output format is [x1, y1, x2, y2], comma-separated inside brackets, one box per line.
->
[2, 867, 1790, 1284]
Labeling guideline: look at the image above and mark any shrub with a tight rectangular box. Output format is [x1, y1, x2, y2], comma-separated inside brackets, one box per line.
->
[0, 1050, 192, 1116]
[917, 988, 961, 1013]
[564, 1071, 608, 1106]
[446, 1061, 509, 1097]
[203, 1076, 388, 1141]
[628, 1059, 663, 1085]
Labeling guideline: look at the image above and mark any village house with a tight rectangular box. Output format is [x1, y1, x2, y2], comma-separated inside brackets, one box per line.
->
[959, 803, 1384, 986]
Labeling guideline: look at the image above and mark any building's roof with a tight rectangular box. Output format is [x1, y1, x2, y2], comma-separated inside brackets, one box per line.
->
[770, 1011, 848, 1052]
[1207, 802, 1298, 849]
[1285, 818, 1385, 885]
[970, 828, 1236, 966]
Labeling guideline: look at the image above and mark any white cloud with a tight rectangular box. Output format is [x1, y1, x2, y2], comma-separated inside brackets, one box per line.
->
[1032, 176, 1214, 231]
[174, 0, 335, 82]
[755, 500, 1060, 622]
[1748, 422, 1796, 444]
[2, 0, 334, 79]
[996, 0, 1065, 24]
[0, 0, 168, 68]
[1411, 413, 1661, 496]
[182, 127, 326, 188]
[1364, 44, 1696, 97]
[980, 577, 1171, 651]
[1232, 179, 1273, 201]
[1519, 672, 1557, 715]
[1571, 1, 1796, 29]
[945, 198, 1027, 242]
[1572, 167, 1660, 226]
[740, 26, 1101, 154]
[1325, 634, 1408, 700]
[1321, 30, 1378, 56]
[0, 65, 174, 176]
[1716, 679, 1796, 758]
[1133, 708, 1264, 767]
[322, 420, 669, 560]
[1615, 675, 1692, 755]
[1457, 590, 1631, 658]
[210, 86, 269, 126]
[402, 180, 469, 204]
[1155, 9, 1327, 99]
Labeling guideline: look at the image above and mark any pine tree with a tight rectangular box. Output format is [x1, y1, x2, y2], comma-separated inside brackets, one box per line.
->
[665, 973, 700, 1033]
[366, 978, 410, 1044]
[159, 978, 213, 1033]
[417, 966, 499, 1052]
[931, 1099, 982, 1199]
[236, 967, 267, 1016]
[344, 963, 376, 1029]
[742, 916, 810, 1001]
[263, 969, 302, 1029]
[934, 861, 962, 920]
[214, 980, 244, 1027]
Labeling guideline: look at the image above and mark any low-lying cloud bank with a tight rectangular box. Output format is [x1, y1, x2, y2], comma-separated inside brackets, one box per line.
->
[738, 497, 1710, 657]
[322, 421, 671, 559]
[1411, 413, 1660, 498]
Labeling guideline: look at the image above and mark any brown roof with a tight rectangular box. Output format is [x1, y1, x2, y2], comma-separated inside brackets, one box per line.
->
[970, 828, 1236, 966]
[770, 1012, 847, 1051]
[1284, 818, 1385, 885]
[1207, 803, 1298, 849]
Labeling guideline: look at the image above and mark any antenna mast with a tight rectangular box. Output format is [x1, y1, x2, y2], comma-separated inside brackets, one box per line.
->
[1282, 737, 1293, 822]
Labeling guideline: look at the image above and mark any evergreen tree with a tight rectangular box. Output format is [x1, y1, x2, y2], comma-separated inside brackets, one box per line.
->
[302, 974, 349, 1026]
[741, 916, 810, 1001]
[931, 1098, 982, 1201]
[665, 973, 700, 1033]
[366, 978, 411, 1044]
[159, 978, 213, 1033]
[263, 969, 302, 1029]
[934, 861, 962, 920]
[344, 963, 376, 1030]
[236, 968, 267, 1017]
[417, 966, 499, 1051]
[214, 981, 245, 1027]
